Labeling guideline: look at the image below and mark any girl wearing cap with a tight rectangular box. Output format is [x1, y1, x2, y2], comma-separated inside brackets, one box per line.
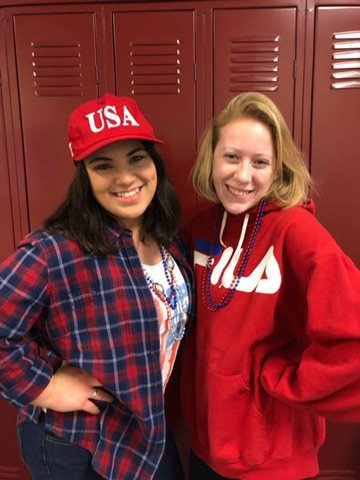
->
[0, 94, 194, 480]
[180, 92, 360, 480]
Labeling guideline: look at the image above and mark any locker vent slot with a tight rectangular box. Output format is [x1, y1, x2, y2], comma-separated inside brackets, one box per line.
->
[229, 34, 280, 92]
[331, 31, 360, 90]
[129, 40, 181, 95]
[31, 43, 84, 96]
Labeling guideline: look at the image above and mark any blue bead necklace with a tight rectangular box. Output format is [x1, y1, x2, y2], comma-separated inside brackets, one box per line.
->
[142, 246, 188, 341]
[202, 199, 267, 311]
[143, 246, 178, 309]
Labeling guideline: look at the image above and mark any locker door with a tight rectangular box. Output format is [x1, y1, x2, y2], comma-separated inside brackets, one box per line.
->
[0, 33, 30, 467]
[211, 6, 298, 133]
[112, 6, 199, 224]
[310, 6, 360, 267]
[0, 80, 15, 261]
[13, 11, 99, 231]
[311, 7, 360, 477]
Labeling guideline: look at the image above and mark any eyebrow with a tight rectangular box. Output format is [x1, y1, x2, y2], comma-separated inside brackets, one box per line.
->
[87, 147, 146, 164]
[221, 147, 273, 158]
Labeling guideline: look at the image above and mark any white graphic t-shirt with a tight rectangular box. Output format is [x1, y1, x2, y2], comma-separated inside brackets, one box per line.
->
[143, 258, 189, 389]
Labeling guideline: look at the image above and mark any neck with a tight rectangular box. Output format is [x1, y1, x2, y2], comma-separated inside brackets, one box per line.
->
[137, 237, 162, 266]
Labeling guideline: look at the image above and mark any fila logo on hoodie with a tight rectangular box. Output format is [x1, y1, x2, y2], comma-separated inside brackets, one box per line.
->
[194, 243, 281, 294]
[194, 210, 281, 294]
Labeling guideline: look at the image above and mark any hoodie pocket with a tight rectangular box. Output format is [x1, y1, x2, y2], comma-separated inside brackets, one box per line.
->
[197, 366, 269, 465]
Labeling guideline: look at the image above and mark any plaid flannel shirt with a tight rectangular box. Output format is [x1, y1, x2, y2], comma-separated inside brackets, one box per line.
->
[0, 222, 194, 480]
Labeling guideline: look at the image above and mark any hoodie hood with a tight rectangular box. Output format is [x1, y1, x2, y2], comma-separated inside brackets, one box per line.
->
[225, 198, 315, 224]
[215, 199, 314, 281]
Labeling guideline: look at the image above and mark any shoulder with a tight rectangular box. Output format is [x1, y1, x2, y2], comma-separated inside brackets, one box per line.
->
[265, 201, 322, 233]
[19, 229, 67, 247]
[265, 202, 346, 261]
[267, 201, 315, 224]
[17, 230, 82, 263]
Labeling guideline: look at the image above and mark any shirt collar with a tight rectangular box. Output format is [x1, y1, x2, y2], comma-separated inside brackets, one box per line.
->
[105, 219, 133, 245]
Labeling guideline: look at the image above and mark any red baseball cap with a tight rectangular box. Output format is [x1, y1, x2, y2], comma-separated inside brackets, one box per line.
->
[68, 94, 164, 161]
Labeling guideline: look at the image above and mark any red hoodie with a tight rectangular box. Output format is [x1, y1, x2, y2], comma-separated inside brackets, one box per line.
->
[181, 200, 360, 480]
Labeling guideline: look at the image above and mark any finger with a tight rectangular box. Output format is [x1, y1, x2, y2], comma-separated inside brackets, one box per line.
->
[90, 387, 99, 401]
[83, 400, 100, 415]
[89, 387, 114, 403]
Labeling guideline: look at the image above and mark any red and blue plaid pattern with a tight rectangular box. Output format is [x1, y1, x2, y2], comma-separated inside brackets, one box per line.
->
[0, 223, 194, 479]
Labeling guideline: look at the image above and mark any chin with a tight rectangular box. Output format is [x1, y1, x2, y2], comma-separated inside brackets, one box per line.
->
[224, 205, 246, 215]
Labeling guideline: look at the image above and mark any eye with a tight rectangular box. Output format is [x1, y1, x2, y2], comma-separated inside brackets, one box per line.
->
[224, 153, 238, 162]
[93, 162, 112, 171]
[130, 154, 146, 163]
[253, 158, 271, 168]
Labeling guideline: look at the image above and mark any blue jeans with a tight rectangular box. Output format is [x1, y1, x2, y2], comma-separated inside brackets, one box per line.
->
[189, 451, 311, 480]
[17, 413, 185, 480]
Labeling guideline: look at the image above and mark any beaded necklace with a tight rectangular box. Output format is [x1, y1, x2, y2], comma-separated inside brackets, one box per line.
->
[143, 246, 188, 341]
[202, 198, 267, 311]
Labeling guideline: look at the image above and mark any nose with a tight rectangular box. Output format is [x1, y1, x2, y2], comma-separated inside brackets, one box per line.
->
[234, 161, 251, 182]
[114, 164, 134, 185]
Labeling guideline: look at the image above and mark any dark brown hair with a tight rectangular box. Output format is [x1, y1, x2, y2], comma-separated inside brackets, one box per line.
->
[44, 141, 181, 255]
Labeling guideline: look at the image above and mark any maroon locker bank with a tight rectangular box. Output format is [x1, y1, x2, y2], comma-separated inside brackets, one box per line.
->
[1, 0, 360, 478]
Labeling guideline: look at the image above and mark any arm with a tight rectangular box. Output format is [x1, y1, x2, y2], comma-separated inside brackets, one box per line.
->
[0, 241, 113, 413]
[260, 253, 360, 422]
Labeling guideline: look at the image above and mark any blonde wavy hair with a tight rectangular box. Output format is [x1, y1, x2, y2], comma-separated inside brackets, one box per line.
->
[191, 92, 313, 209]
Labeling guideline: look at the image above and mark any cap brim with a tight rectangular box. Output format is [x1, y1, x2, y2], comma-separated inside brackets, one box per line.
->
[74, 134, 165, 161]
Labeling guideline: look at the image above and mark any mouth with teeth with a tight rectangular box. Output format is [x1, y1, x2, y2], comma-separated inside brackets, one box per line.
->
[227, 186, 252, 196]
[113, 187, 141, 198]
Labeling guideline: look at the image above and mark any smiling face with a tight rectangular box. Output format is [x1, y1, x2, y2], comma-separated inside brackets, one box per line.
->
[84, 139, 157, 232]
[212, 117, 276, 215]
